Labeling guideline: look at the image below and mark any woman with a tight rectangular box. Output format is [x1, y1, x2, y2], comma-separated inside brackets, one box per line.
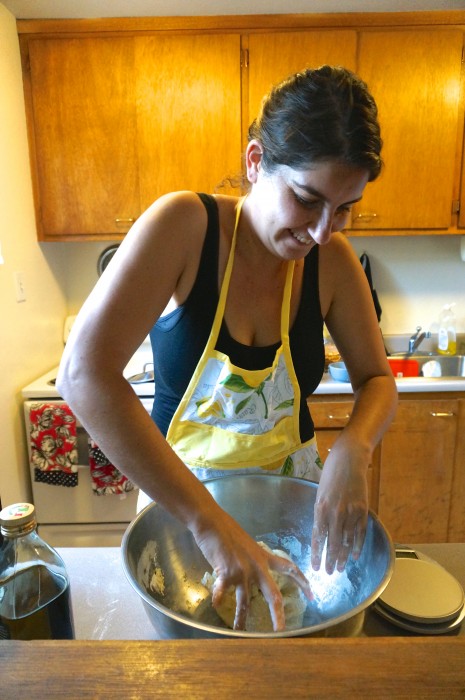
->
[57, 65, 397, 632]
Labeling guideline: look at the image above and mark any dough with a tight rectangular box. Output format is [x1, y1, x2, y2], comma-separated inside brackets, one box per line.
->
[201, 541, 307, 632]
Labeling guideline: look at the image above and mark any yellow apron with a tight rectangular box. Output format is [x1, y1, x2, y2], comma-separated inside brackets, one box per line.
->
[165, 196, 323, 483]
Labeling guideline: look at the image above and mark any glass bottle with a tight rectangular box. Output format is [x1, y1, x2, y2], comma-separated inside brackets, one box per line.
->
[0, 503, 75, 640]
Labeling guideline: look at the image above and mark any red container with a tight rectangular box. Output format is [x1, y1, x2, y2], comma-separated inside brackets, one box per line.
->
[388, 358, 420, 378]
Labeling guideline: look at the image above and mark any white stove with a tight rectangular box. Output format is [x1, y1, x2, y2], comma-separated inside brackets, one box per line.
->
[21, 337, 155, 400]
[21, 335, 155, 547]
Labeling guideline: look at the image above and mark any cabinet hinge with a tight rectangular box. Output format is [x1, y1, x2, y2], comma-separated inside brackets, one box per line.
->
[452, 200, 460, 214]
[241, 48, 249, 69]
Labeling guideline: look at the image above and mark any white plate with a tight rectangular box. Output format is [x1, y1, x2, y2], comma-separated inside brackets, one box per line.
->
[378, 557, 464, 624]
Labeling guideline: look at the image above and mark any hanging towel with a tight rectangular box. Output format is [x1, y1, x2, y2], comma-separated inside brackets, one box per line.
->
[360, 252, 382, 322]
[29, 402, 78, 487]
[88, 439, 135, 496]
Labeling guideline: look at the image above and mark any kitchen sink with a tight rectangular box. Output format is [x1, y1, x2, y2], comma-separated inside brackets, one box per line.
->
[389, 354, 465, 378]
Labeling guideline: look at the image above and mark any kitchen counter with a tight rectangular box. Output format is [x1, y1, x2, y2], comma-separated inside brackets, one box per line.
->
[315, 372, 465, 394]
[22, 366, 465, 401]
[1, 544, 464, 698]
[57, 544, 465, 641]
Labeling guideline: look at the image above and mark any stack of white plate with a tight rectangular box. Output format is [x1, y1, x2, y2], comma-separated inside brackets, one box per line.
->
[374, 553, 465, 634]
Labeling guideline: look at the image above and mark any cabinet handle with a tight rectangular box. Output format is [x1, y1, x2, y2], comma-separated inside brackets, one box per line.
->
[327, 413, 351, 420]
[354, 212, 378, 223]
[430, 411, 455, 417]
[115, 218, 135, 225]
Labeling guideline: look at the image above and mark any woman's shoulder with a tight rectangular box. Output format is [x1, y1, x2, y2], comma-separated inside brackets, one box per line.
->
[319, 231, 361, 270]
[147, 190, 209, 224]
[317, 232, 366, 313]
[142, 191, 239, 230]
[130, 192, 212, 255]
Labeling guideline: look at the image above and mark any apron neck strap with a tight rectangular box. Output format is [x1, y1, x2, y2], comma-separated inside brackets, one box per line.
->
[281, 260, 295, 344]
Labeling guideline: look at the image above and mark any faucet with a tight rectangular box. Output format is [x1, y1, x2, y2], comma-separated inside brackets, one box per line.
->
[408, 326, 431, 354]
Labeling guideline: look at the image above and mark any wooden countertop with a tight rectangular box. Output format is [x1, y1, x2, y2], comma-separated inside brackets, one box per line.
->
[1, 637, 465, 698]
[2, 545, 464, 698]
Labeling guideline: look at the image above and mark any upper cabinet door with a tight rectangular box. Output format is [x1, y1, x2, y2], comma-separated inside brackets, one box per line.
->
[353, 30, 463, 231]
[247, 31, 357, 132]
[135, 34, 242, 212]
[28, 38, 140, 239]
[21, 20, 465, 240]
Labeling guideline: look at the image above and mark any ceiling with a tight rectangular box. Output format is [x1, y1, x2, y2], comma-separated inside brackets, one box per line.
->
[1, 0, 464, 19]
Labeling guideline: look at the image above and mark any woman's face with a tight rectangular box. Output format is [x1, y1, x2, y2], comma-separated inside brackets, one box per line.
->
[245, 142, 370, 260]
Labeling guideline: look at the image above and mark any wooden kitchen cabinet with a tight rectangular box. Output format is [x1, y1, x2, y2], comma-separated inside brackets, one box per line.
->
[245, 27, 464, 233]
[18, 14, 465, 239]
[23, 33, 242, 240]
[134, 35, 242, 214]
[378, 398, 459, 543]
[351, 29, 464, 231]
[27, 37, 140, 238]
[246, 30, 357, 131]
[458, 157, 465, 229]
[443, 398, 465, 542]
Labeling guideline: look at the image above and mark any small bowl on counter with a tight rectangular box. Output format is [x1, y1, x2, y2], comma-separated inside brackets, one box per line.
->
[328, 362, 350, 383]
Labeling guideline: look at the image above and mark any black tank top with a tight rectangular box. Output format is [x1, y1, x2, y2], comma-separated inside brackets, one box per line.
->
[150, 193, 325, 439]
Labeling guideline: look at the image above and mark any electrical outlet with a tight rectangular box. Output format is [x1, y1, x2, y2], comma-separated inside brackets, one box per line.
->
[14, 271, 26, 303]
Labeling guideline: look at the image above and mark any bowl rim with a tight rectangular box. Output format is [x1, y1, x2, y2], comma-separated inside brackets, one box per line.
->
[121, 474, 395, 638]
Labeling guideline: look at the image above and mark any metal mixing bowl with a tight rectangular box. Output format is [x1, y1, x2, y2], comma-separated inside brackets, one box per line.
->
[121, 474, 394, 638]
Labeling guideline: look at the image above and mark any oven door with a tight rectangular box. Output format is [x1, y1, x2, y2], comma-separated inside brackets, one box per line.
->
[23, 399, 153, 529]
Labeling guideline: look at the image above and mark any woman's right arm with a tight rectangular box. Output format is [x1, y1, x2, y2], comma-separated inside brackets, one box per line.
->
[57, 190, 212, 517]
[57, 191, 311, 630]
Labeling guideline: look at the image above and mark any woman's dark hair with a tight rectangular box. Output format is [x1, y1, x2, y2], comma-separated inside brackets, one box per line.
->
[248, 65, 382, 182]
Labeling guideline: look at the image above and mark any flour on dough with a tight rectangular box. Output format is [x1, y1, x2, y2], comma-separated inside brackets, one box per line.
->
[201, 541, 307, 632]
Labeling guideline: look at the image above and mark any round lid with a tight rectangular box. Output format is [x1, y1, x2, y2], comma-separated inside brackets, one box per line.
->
[0, 502, 35, 528]
[379, 558, 464, 624]
[374, 598, 465, 635]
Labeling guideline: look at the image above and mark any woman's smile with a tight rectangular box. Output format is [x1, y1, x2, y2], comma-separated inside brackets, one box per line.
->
[290, 229, 314, 246]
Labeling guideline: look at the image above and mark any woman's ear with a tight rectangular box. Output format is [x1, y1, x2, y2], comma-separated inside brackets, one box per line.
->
[245, 140, 263, 183]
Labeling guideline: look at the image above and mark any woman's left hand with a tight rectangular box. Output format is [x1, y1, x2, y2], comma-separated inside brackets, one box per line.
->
[310, 439, 370, 574]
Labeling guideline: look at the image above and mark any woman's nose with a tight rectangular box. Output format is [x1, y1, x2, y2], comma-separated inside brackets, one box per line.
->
[308, 211, 334, 245]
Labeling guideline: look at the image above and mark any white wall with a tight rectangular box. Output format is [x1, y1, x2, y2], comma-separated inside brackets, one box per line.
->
[60, 236, 465, 338]
[350, 235, 465, 336]
[0, 4, 67, 506]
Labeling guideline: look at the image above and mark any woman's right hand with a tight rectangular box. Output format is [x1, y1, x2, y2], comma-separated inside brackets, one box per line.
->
[192, 509, 313, 631]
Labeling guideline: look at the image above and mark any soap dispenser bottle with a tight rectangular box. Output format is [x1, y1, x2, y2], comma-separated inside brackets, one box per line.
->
[437, 304, 457, 356]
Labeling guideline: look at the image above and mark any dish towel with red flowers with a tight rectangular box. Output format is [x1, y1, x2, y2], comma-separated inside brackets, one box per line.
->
[88, 439, 136, 496]
[29, 402, 78, 487]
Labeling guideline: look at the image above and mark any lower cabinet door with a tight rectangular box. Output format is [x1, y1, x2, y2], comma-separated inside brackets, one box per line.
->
[378, 399, 458, 543]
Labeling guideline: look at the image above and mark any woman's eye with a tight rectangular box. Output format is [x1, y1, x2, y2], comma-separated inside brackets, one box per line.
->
[292, 191, 353, 215]
[293, 193, 319, 208]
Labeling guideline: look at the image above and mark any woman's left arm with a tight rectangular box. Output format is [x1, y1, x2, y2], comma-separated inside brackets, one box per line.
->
[312, 233, 398, 574]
